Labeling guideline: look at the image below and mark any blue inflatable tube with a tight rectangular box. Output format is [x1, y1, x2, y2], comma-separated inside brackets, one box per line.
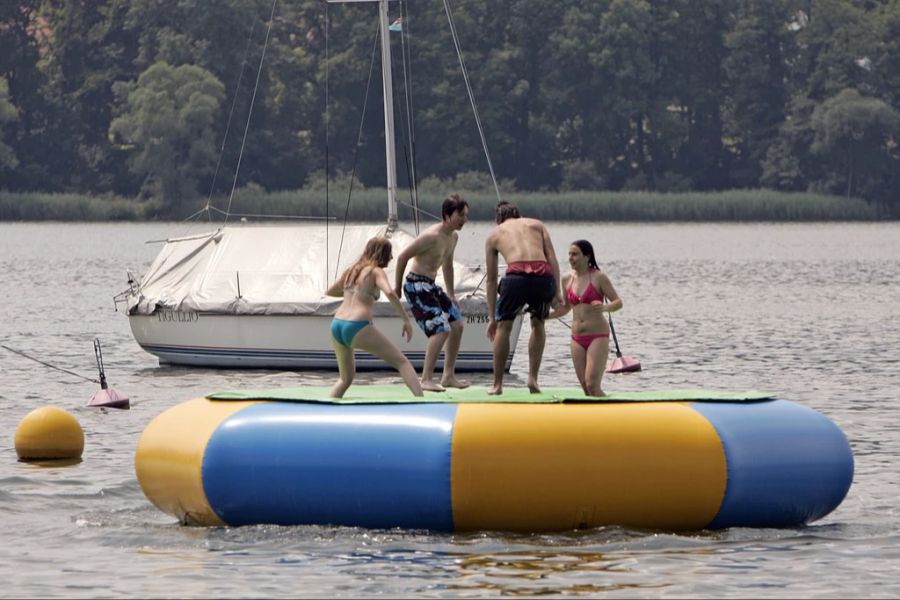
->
[135, 393, 853, 532]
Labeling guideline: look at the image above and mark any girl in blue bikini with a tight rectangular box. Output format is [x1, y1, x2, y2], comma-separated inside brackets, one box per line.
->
[326, 237, 424, 398]
[549, 240, 623, 397]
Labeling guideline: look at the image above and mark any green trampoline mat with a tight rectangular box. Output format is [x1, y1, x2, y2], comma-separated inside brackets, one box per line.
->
[207, 385, 776, 405]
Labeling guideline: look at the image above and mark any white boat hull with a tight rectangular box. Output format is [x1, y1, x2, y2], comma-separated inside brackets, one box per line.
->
[129, 310, 523, 371]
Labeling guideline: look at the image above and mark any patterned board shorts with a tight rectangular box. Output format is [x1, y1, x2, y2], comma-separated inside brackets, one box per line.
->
[403, 272, 462, 337]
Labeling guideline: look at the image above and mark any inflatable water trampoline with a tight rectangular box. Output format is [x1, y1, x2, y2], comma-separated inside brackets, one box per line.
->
[134, 387, 853, 532]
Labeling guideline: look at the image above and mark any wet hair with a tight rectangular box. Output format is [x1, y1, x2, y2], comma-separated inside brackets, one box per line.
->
[341, 236, 393, 286]
[495, 201, 520, 224]
[571, 239, 599, 270]
[442, 193, 469, 220]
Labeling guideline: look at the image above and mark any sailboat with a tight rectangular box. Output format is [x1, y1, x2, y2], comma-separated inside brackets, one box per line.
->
[118, 0, 523, 370]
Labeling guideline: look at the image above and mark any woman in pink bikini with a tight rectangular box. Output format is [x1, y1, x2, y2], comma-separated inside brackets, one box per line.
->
[549, 240, 623, 396]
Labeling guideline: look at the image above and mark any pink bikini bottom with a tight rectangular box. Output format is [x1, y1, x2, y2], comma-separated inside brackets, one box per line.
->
[571, 332, 609, 350]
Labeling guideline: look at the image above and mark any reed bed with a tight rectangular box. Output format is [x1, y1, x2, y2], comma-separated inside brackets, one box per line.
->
[0, 188, 891, 222]
[0, 192, 148, 221]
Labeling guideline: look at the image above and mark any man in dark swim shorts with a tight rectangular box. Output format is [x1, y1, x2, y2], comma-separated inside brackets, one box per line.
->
[484, 201, 562, 395]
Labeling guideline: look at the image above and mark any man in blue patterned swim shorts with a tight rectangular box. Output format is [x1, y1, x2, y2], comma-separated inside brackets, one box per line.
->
[394, 193, 470, 391]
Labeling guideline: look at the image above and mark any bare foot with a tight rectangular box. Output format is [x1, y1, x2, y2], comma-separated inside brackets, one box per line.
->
[527, 378, 541, 394]
[421, 380, 446, 392]
[440, 377, 471, 389]
[487, 385, 503, 395]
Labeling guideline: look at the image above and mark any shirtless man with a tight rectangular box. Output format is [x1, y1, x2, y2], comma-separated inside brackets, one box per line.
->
[394, 193, 470, 391]
[484, 201, 562, 395]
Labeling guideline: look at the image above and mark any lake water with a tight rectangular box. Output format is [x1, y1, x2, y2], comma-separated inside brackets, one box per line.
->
[1, 221, 898, 598]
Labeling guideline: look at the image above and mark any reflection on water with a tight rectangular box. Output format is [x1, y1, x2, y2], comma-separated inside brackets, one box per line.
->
[449, 548, 666, 596]
[0, 222, 898, 598]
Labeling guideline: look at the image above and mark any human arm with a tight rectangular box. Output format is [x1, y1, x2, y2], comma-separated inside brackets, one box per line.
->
[540, 224, 564, 307]
[547, 272, 573, 319]
[325, 277, 344, 297]
[442, 232, 458, 303]
[377, 267, 414, 342]
[394, 242, 417, 298]
[484, 234, 500, 341]
[591, 271, 623, 313]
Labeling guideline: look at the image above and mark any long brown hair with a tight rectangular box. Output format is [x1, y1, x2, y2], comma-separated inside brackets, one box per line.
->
[340, 237, 393, 287]
[572, 239, 599, 270]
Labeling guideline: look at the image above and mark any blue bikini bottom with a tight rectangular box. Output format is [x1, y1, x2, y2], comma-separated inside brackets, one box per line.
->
[330, 318, 371, 347]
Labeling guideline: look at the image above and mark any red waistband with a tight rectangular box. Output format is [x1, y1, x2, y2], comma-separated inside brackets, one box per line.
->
[506, 260, 553, 276]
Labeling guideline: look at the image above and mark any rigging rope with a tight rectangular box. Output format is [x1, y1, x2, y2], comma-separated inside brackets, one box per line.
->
[224, 0, 278, 224]
[442, 0, 502, 204]
[397, 0, 421, 234]
[334, 21, 382, 281]
[325, 1, 330, 288]
[203, 18, 258, 222]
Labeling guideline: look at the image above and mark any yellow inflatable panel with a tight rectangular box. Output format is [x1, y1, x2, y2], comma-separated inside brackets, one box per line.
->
[450, 402, 726, 531]
[135, 397, 256, 525]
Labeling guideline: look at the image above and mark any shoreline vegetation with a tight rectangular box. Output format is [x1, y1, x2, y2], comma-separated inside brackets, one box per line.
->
[0, 188, 892, 222]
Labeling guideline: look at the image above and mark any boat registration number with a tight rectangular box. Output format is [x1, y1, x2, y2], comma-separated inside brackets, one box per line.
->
[466, 313, 489, 324]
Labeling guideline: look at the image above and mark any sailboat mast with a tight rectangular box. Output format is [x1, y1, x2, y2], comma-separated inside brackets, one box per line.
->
[328, 0, 399, 229]
[378, 0, 399, 230]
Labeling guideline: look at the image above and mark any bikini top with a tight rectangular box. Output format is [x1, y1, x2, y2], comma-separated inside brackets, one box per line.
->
[346, 286, 381, 301]
[566, 273, 604, 306]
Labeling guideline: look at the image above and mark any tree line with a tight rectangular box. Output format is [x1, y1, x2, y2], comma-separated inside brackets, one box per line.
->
[0, 0, 898, 218]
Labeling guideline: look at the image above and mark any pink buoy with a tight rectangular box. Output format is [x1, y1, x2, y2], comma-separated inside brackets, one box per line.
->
[606, 314, 642, 374]
[607, 354, 642, 373]
[88, 386, 130, 409]
[87, 338, 130, 409]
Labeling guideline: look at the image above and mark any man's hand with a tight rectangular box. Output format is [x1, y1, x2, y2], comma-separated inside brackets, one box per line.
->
[486, 319, 498, 342]
[402, 320, 413, 342]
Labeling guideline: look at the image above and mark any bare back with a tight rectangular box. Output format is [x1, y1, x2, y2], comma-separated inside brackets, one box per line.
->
[487, 217, 552, 263]
[335, 266, 382, 320]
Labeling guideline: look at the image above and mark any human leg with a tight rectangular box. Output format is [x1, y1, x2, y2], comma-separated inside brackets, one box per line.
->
[352, 325, 424, 396]
[570, 338, 588, 394]
[489, 320, 514, 395]
[583, 336, 611, 397]
[441, 319, 469, 388]
[404, 273, 454, 391]
[421, 331, 449, 391]
[329, 339, 356, 398]
[527, 317, 546, 393]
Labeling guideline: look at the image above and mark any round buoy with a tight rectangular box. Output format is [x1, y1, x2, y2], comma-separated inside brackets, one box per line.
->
[15, 406, 84, 460]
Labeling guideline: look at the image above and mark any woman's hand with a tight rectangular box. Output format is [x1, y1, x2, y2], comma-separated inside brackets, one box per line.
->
[402, 320, 413, 342]
[590, 300, 605, 311]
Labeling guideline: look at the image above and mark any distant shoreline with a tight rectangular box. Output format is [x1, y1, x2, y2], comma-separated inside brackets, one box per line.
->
[0, 189, 893, 222]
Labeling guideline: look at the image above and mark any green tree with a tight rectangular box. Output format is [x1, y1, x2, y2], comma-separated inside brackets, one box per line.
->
[794, 0, 877, 101]
[870, 0, 900, 108]
[0, 1, 53, 190]
[810, 88, 900, 202]
[35, 0, 138, 193]
[0, 77, 19, 173]
[723, 0, 793, 185]
[109, 62, 225, 213]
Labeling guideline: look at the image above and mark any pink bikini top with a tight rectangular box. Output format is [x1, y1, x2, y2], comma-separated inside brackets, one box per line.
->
[566, 274, 605, 306]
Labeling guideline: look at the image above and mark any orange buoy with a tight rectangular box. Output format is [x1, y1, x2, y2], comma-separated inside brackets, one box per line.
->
[15, 406, 84, 460]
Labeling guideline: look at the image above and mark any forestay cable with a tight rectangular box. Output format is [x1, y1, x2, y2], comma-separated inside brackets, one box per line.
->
[442, 0, 502, 204]
[224, 0, 279, 223]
